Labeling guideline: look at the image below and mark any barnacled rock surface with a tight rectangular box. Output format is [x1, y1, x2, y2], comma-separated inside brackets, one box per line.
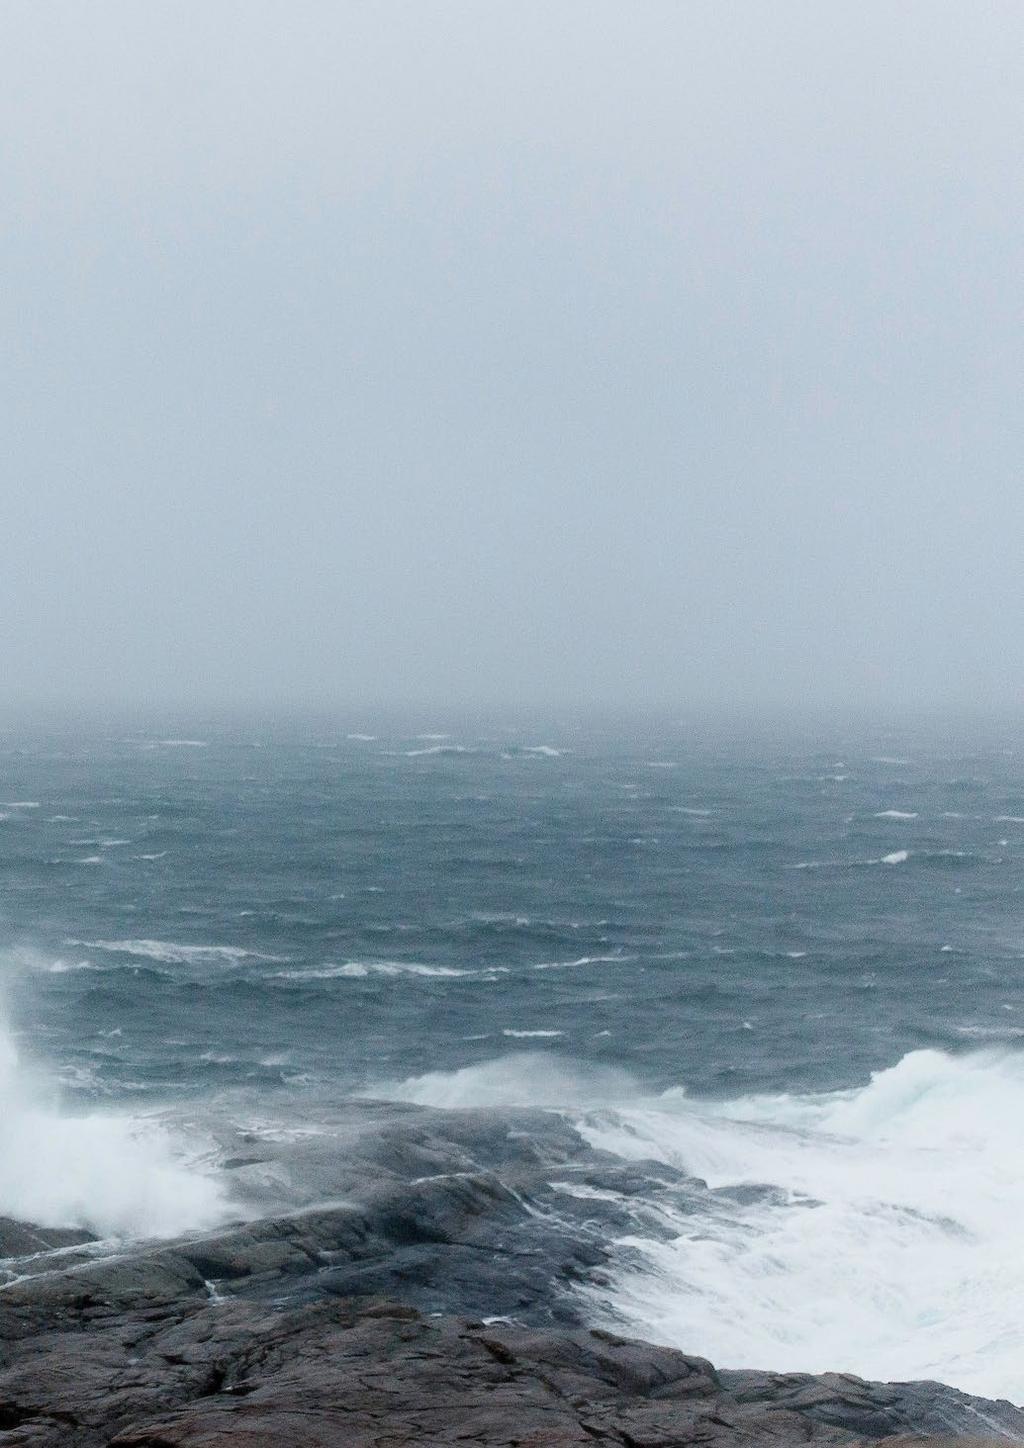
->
[0, 1100, 1021, 1446]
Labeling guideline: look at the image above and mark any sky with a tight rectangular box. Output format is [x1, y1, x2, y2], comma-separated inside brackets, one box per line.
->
[2, 1, 1022, 712]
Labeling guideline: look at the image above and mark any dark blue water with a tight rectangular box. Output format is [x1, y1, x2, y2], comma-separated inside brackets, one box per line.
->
[3, 712, 1023, 1108]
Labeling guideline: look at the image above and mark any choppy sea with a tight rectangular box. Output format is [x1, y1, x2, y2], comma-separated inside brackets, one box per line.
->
[3, 712, 1024, 1398]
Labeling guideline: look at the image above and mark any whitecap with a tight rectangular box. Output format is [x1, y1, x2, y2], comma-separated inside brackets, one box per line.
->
[574, 1048, 1024, 1399]
[880, 850, 909, 865]
[533, 954, 636, 971]
[372, 1053, 640, 1109]
[271, 960, 498, 981]
[874, 810, 918, 820]
[404, 744, 471, 757]
[46, 958, 96, 974]
[502, 1029, 564, 1038]
[0, 1015, 227, 1239]
[69, 938, 287, 965]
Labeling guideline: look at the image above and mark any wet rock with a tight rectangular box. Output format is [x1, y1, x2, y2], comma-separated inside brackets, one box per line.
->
[0, 1218, 96, 1259]
[0, 1297, 1019, 1447]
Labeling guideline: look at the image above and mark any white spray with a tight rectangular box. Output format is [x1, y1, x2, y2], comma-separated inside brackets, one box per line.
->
[391, 1047, 1024, 1401]
[0, 1010, 228, 1241]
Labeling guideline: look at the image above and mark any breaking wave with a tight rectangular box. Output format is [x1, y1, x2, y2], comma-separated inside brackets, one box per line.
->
[370, 1048, 1024, 1399]
[373, 1053, 640, 1109]
[271, 960, 500, 981]
[0, 1013, 228, 1240]
[69, 939, 287, 965]
[577, 1048, 1024, 1399]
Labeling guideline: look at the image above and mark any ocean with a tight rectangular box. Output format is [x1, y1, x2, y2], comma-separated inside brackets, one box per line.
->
[3, 712, 1024, 1399]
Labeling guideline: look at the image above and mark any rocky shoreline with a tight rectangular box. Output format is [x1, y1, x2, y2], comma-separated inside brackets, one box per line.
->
[1, 1100, 1021, 1446]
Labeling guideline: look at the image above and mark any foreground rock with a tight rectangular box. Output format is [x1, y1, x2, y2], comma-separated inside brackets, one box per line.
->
[0, 1100, 1021, 1445]
[1, 1296, 1022, 1447]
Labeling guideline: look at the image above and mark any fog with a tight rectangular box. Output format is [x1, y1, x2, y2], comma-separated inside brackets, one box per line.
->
[2, 2, 1021, 711]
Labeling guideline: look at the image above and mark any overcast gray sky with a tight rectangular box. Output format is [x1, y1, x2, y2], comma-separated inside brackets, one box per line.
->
[2, 2, 1021, 711]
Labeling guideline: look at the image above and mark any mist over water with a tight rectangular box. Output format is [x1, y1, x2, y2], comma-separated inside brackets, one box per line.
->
[3, 714, 1024, 1395]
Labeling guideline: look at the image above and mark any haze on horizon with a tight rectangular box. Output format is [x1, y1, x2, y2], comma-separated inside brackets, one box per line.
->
[2, 2, 1021, 714]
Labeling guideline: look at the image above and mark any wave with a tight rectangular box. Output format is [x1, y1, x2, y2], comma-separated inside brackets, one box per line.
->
[372, 1046, 1024, 1397]
[955, 1024, 1024, 1041]
[533, 954, 636, 971]
[402, 744, 474, 757]
[0, 1014, 227, 1240]
[271, 960, 494, 981]
[792, 850, 910, 870]
[371, 1053, 641, 1109]
[793, 848, 992, 872]
[68, 938, 287, 965]
[45, 958, 101, 974]
[873, 810, 918, 819]
[571, 1048, 1024, 1400]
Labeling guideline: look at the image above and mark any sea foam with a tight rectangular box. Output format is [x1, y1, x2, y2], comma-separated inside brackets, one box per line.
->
[576, 1048, 1024, 1400]
[375, 1047, 1024, 1399]
[69, 938, 286, 965]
